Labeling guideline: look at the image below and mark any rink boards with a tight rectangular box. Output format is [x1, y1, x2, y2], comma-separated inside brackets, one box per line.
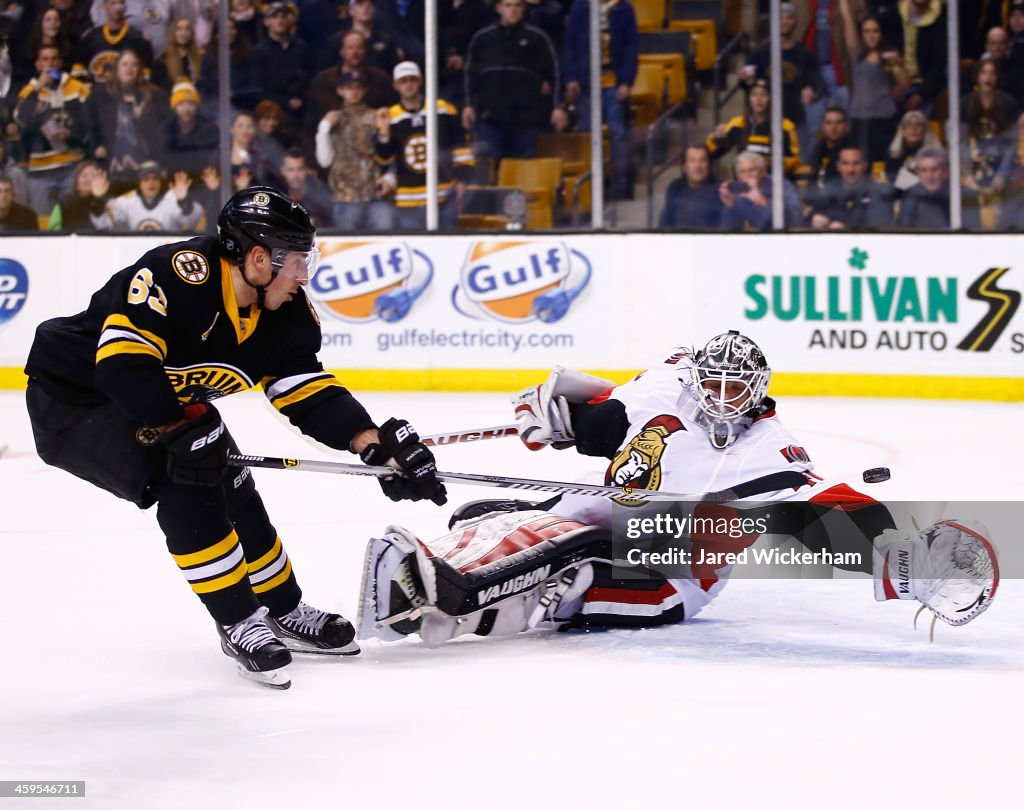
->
[1, 232, 1022, 399]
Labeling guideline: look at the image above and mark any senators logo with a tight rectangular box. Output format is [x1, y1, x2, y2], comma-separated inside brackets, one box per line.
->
[605, 416, 685, 507]
[780, 445, 811, 464]
[173, 251, 210, 285]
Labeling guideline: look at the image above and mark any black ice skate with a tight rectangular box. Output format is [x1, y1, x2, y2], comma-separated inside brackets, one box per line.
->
[268, 601, 360, 656]
[217, 606, 292, 689]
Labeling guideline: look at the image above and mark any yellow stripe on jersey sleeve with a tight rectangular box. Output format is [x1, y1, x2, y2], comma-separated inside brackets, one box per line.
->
[96, 340, 163, 363]
[271, 377, 344, 410]
[100, 314, 169, 357]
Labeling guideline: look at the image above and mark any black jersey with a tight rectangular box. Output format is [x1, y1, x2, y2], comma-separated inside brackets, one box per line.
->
[25, 235, 374, 450]
[375, 99, 474, 208]
[75, 23, 154, 83]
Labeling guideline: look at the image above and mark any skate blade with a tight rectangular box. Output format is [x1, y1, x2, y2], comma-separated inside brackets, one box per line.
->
[281, 638, 361, 656]
[236, 663, 291, 689]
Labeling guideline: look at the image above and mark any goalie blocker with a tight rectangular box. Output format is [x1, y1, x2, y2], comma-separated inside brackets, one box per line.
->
[358, 508, 723, 644]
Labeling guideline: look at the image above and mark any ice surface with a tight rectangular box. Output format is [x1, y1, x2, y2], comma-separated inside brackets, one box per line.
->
[0, 390, 1021, 809]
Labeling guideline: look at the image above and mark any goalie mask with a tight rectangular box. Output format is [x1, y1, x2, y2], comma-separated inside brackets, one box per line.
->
[691, 331, 771, 447]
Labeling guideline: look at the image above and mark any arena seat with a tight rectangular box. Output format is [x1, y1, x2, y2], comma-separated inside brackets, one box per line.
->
[497, 158, 564, 229]
[667, 18, 717, 71]
[629, 61, 667, 125]
[633, 0, 667, 32]
[638, 52, 688, 106]
[537, 132, 593, 216]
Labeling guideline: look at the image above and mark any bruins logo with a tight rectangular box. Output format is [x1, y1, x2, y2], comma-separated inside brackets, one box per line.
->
[88, 50, 119, 82]
[253, 191, 271, 207]
[135, 426, 160, 446]
[165, 363, 253, 404]
[403, 133, 427, 173]
[172, 250, 210, 284]
[606, 416, 685, 507]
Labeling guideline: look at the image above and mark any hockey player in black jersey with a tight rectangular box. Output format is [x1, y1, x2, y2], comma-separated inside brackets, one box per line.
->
[24, 185, 447, 689]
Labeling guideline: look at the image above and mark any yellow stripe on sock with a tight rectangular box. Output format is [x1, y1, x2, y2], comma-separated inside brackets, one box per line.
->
[190, 559, 249, 595]
[172, 531, 240, 568]
[247, 536, 283, 574]
[252, 559, 293, 594]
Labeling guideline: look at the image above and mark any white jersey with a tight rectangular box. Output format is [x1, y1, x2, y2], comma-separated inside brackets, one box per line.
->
[551, 351, 829, 622]
[557, 351, 819, 528]
[91, 0, 171, 55]
[98, 190, 202, 232]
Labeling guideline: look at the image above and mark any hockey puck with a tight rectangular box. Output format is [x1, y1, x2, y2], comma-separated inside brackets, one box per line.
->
[862, 467, 891, 483]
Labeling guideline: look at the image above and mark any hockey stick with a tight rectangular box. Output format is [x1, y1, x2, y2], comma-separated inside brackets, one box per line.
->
[420, 425, 519, 446]
[226, 452, 808, 504]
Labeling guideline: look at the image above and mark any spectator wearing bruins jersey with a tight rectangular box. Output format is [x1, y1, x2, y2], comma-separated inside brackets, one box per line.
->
[14, 44, 91, 218]
[23, 186, 447, 690]
[76, 0, 153, 84]
[706, 79, 803, 179]
[375, 61, 474, 230]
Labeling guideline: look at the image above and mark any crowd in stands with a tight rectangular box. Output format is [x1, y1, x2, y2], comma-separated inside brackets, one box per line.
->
[670, 0, 1024, 231]
[0, 0, 1024, 234]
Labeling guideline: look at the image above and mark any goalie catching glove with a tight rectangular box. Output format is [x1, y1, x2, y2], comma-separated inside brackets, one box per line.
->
[873, 518, 998, 628]
[158, 403, 229, 486]
[360, 418, 447, 505]
[512, 366, 615, 451]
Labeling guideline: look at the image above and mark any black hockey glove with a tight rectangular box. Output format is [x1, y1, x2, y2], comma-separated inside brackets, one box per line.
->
[360, 418, 447, 505]
[158, 403, 229, 486]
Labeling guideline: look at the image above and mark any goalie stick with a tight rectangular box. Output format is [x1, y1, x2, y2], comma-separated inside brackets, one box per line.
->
[226, 452, 808, 503]
[420, 427, 892, 486]
[420, 425, 519, 446]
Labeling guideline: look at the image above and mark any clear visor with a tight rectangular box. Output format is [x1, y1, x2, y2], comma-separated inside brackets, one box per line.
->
[696, 369, 763, 421]
[271, 246, 321, 282]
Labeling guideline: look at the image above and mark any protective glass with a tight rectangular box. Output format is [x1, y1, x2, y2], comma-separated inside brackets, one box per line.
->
[271, 246, 321, 282]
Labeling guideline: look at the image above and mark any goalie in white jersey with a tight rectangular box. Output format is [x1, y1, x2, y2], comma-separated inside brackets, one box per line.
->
[359, 332, 999, 645]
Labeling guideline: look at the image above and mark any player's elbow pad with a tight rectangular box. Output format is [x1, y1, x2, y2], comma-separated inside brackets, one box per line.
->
[569, 399, 628, 459]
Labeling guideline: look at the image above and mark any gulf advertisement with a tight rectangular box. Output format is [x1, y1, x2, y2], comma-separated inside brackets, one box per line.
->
[2, 233, 1023, 399]
[305, 236, 616, 372]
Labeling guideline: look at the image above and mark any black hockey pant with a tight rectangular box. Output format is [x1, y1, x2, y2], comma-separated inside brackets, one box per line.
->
[26, 384, 302, 625]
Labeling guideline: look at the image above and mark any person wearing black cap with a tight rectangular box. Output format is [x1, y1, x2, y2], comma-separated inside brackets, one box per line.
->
[316, 69, 394, 231]
[23, 184, 447, 689]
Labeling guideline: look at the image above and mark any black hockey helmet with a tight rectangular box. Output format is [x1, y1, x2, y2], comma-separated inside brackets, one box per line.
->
[218, 185, 318, 276]
[692, 330, 772, 421]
